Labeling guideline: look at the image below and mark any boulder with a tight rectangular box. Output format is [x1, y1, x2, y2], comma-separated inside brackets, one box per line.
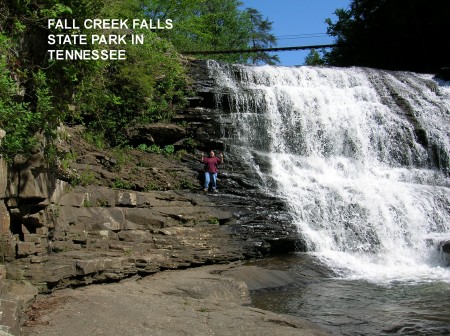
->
[7, 168, 58, 201]
[440, 240, 450, 254]
[436, 67, 450, 81]
[126, 123, 186, 146]
[439, 240, 450, 266]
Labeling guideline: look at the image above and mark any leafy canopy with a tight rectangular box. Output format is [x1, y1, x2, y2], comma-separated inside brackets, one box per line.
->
[0, 0, 189, 152]
[0, 0, 279, 158]
[324, 0, 450, 73]
[143, 0, 279, 64]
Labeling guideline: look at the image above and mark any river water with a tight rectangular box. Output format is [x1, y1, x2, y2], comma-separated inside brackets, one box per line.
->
[206, 61, 450, 335]
[249, 254, 450, 335]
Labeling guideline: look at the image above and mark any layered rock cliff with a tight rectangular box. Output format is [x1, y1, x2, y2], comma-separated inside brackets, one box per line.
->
[0, 60, 299, 301]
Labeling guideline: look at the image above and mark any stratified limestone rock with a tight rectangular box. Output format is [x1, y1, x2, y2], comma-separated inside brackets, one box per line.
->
[125, 123, 186, 146]
[0, 64, 303, 334]
[0, 130, 9, 235]
[7, 152, 63, 202]
[16, 242, 35, 257]
[0, 203, 9, 236]
[2, 181, 295, 292]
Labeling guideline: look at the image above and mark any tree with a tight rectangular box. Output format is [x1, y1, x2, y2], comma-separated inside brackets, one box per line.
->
[143, 0, 279, 64]
[72, 1, 189, 145]
[244, 8, 279, 65]
[0, 0, 190, 152]
[142, 0, 246, 63]
[0, 1, 87, 157]
[0, 33, 38, 157]
[304, 48, 325, 66]
[324, 0, 450, 73]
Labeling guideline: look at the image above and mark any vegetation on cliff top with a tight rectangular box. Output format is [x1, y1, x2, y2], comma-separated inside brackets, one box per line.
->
[0, 0, 277, 159]
[320, 0, 450, 73]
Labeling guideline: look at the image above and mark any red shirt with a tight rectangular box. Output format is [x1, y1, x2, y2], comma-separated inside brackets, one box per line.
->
[202, 157, 222, 173]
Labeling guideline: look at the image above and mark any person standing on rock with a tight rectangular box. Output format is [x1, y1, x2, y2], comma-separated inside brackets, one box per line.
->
[201, 150, 224, 193]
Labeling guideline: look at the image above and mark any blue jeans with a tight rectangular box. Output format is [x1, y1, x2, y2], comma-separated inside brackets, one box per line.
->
[204, 172, 217, 190]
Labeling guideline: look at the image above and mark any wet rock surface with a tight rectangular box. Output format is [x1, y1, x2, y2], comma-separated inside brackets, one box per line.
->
[439, 240, 450, 266]
[20, 263, 329, 336]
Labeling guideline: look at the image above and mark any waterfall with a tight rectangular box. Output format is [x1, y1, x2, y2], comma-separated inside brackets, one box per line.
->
[207, 60, 450, 283]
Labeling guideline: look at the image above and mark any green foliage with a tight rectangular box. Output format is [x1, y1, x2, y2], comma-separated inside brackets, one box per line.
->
[70, 170, 96, 187]
[1, 0, 189, 152]
[83, 131, 107, 149]
[96, 198, 109, 207]
[100, 0, 142, 19]
[304, 49, 325, 66]
[163, 145, 175, 155]
[324, 0, 450, 72]
[112, 178, 134, 190]
[40, 3, 73, 18]
[137, 160, 149, 168]
[244, 8, 279, 65]
[148, 144, 162, 154]
[138, 143, 174, 155]
[2, 0, 104, 108]
[207, 217, 220, 225]
[0, 34, 39, 157]
[44, 143, 59, 165]
[83, 198, 92, 207]
[174, 149, 188, 160]
[107, 147, 132, 173]
[0, 1, 103, 157]
[145, 0, 278, 64]
[123, 248, 134, 256]
[70, 1, 189, 145]
[80, 170, 96, 186]
[178, 178, 194, 190]
[60, 151, 78, 172]
[137, 144, 148, 151]
[75, 31, 189, 146]
[33, 70, 57, 137]
[1, 0, 279, 161]
[144, 181, 162, 191]
[184, 137, 197, 150]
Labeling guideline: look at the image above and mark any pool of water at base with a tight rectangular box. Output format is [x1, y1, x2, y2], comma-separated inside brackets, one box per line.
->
[248, 254, 450, 336]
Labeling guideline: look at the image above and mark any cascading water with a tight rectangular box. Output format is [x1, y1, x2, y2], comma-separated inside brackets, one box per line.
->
[208, 60, 450, 283]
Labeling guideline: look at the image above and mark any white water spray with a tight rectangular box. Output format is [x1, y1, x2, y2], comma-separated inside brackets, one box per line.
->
[208, 61, 450, 283]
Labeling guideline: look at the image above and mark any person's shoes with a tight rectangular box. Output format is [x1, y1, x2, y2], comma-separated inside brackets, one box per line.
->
[212, 189, 219, 193]
[203, 188, 208, 193]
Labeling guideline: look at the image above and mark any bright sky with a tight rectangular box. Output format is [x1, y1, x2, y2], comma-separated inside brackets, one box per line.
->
[240, 0, 351, 66]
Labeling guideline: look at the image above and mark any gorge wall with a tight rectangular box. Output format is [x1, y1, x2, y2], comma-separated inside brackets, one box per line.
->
[0, 60, 299, 299]
[2, 59, 449, 334]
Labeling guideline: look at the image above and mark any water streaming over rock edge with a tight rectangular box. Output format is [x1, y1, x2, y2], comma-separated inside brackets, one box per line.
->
[207, 60, 450, 283]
